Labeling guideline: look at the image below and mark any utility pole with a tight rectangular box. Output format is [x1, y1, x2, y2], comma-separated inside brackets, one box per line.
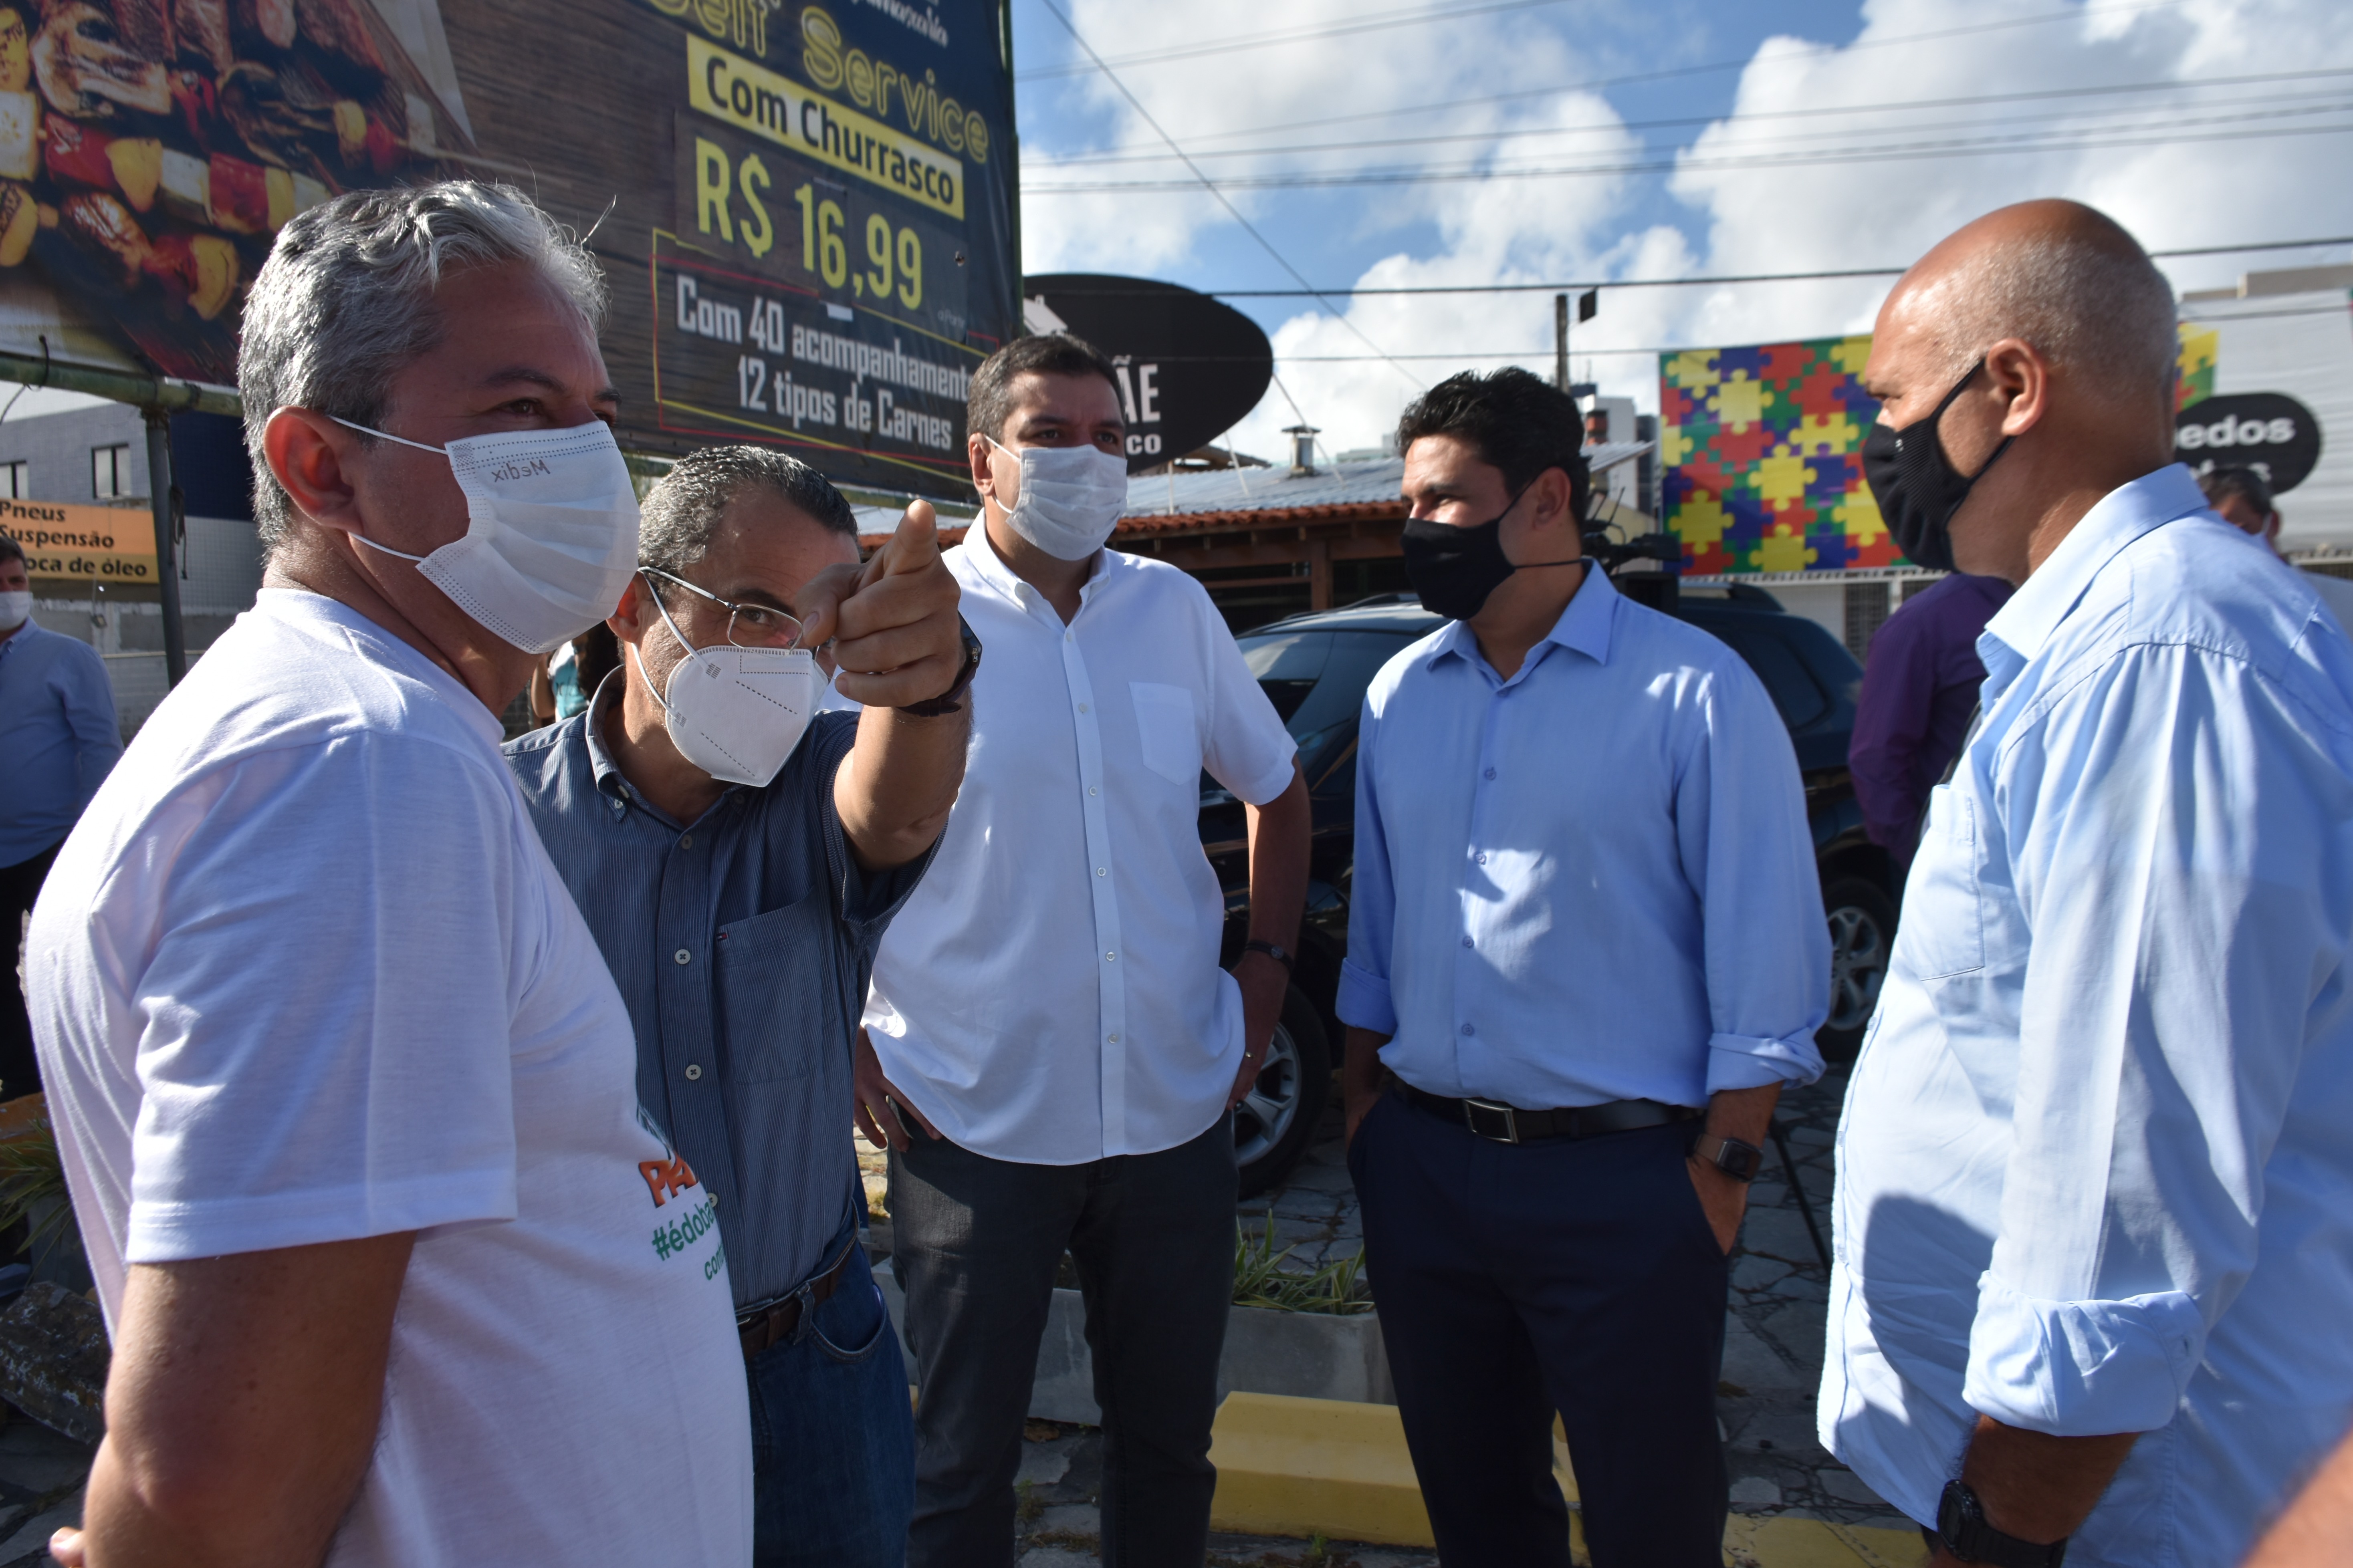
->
[143, 408, 186, 686]
[1554, 293, 1568, 391]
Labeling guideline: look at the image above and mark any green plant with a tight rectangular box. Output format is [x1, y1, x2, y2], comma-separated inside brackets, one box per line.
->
[0, 1117, 69, 1259]
[1232, 1216, 1371, 1315]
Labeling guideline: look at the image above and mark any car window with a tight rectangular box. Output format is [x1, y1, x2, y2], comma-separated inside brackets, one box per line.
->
[1240, 631, 1332, 724]
[1713, 625, 1830, 730]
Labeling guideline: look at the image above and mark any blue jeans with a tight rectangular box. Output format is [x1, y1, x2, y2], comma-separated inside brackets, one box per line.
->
[747, 1247, 915, 1568]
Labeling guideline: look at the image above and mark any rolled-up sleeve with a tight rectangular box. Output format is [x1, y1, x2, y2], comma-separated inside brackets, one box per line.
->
[1963, 642, 2351, 1436]
[1336, 686, 1398, 1037]
[1673, 659, 1828, 1094]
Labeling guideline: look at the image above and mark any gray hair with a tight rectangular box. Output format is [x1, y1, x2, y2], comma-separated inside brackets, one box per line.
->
[639, 446, 858, 585]
[1915, 207, 2177, 395]
[239, 181, 608, 550]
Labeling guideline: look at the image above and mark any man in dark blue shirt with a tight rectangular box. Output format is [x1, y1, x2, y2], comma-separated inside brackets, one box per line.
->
[1848, 572, 2012, 865]
[505, 447, 971, 1567]
[0, 530, 119, 1098]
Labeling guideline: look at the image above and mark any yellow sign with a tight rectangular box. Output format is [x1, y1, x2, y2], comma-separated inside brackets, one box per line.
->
[688, 36, 965, 220]
[5, 499, 158, 584]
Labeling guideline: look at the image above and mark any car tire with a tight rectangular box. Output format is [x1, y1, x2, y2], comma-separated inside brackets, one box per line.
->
[1235, 984, 1332, 1199]
[1818, 875, 1898, 1065]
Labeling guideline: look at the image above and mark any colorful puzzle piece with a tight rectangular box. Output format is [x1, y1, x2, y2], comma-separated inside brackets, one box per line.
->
[1661, 333, 1910, 574]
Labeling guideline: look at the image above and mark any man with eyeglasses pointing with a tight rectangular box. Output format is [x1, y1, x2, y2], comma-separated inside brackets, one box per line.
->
[505, 444, 973, 1567]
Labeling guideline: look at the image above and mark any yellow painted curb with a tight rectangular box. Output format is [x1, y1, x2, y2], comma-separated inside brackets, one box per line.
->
[1208, 1392, 1927, 1566]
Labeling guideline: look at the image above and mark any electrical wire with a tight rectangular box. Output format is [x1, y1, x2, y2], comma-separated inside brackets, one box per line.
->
[1030, 113, 2353, 193]
[1021, 0, 2196, 123]
[1047, 68, 2353, 167]
[1034, 0, 1423, 391]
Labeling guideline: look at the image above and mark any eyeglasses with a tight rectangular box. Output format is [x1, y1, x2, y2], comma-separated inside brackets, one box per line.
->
[640, 568, 805, 649]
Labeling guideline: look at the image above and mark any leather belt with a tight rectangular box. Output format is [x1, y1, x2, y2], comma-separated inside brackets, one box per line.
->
[1397, 1082, 1701, 1146]
[736, 1242, 861, 1363]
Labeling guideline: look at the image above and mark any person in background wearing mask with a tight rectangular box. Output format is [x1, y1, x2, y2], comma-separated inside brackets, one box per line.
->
[505, 445, 970, 1566]
[1338, 367, 1828, 1568]
[24, 183, 752, 1567]
[1847, 569, 2011, 868]
[1823, 202, 2353, 1568]
[0, 530, 117, 1100]
[860, 332, 1311, 1568]
[2198, 464, 2353, 627]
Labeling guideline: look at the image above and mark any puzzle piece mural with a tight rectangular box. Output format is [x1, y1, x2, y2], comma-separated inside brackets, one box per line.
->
[1659, 334, 1898, 575]
[1662, 325, 2222, 574]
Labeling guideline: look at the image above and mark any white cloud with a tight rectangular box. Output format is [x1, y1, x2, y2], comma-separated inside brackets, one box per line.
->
[1018, 0, 2353, 460]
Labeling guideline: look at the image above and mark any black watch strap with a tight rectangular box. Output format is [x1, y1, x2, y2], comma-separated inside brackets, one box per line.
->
[898, 614, 981, 717]
[1937, 1481, 2067, 1567]
[1692, 1133, 1763, 1183]
[1242, 939, 1294, 972]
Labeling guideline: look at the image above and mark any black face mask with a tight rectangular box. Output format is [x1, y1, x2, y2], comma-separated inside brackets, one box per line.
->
[1400, 483, 1588, 622]
[1861, 359, 2014, 574]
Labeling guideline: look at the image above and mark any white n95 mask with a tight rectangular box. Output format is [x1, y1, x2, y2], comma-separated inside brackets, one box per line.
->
[331, 416, 641, 655]
[632, 580, 823, 788]
[989, 437, 1129, 560]
[0, 590, 30, 632]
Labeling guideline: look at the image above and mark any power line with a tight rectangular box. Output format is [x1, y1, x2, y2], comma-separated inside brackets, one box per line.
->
[1045, 68, 2353, 168]
[1029, 113, 2353, 194]
[1024, 236, 2353, 302]
[1033, 0, 1422, 390]
[1021, 0, 2194, 125]
[1017, 0, 1568, 83]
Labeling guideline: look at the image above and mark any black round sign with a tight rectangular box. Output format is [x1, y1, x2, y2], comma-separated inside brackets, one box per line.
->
[1023, 274, 1274, 472]
[2175, 391, 2323, 495]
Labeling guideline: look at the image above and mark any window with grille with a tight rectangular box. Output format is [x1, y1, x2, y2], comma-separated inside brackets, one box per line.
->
[91, 444, 131, 500]
[0, 461, 24, 500]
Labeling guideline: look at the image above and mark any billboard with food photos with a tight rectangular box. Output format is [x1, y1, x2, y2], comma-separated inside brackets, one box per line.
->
[0, 0, 1019, 502]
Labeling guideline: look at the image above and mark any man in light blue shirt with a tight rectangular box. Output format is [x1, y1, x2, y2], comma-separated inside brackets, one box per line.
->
[0, 530, 119, 1098]
[1822, 200, 2353, 1568]
[1338, 367, 1828, 1567]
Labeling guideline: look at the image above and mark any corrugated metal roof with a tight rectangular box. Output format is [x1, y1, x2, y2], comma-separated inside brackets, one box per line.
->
[1117, 440, 1652, 520]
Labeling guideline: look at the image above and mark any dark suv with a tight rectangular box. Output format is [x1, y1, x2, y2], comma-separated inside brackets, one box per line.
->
[1206, 584, 1899, 1196]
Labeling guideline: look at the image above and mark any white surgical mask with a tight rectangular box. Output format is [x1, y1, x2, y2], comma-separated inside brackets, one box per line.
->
[631, 580, 823, 788]
[0, 590, 30, 631]
[988, 437, 1129, 561]
[331, 416, 641, 655]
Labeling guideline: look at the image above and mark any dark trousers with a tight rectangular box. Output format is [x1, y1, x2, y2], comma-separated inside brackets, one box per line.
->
[0, 844, 59, 1102]
[889, 1114, 1237, 1568]
[1350, 1088, 1730, 1568]
[747, 1232, 915, 1568]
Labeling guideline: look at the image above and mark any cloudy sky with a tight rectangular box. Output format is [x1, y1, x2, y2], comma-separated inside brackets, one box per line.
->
[1010, 0, 2353, 462]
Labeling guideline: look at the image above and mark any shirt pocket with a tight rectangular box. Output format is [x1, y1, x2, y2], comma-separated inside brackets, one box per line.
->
[1130, 681, 1201, 786]
[1893, 785, 1985, 979]
[714, 894, 844, 1084]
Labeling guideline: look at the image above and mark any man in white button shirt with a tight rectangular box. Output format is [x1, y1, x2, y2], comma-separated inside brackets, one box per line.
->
[1822, 200, 2353, 1568]
[24, 183, 750, 1567]
[859, 332, 1310, 1568]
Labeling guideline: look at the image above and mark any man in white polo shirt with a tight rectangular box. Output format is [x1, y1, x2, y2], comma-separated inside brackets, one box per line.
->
[24, 183, 750, 1567]
[860, 332, 1311, 1567]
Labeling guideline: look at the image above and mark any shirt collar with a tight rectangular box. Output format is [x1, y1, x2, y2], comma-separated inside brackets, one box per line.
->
[581, 662, 713, 828]
[1977, 463, 2207, 697]
[1425, 560, 1617, 683]
[0, 619, 38, 664]
[959, 514, 1110, 616]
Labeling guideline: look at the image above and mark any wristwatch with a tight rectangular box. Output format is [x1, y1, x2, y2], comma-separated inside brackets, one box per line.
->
[898, 614, 981, 717]
[1691, 1132, 1764, 1183]
[1242, 939, 1295, 973]
[1937, 1480, 2068, 1566]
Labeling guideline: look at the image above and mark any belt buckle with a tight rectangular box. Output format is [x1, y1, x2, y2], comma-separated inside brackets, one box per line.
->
[1461, 1097, 1520, 1145]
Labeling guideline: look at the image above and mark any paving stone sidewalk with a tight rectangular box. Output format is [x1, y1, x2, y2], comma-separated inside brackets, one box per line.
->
[983, 1064, 1912, 1563]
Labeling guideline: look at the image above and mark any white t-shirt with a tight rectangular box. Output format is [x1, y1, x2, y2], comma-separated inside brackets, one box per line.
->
[864, 537, 1297, 1163]
[25, 590, 751, 1567]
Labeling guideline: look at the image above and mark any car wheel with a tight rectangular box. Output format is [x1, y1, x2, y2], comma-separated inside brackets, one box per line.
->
[1235, 984, 1332, 1199]
[1818, 876, 1898, 1064]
